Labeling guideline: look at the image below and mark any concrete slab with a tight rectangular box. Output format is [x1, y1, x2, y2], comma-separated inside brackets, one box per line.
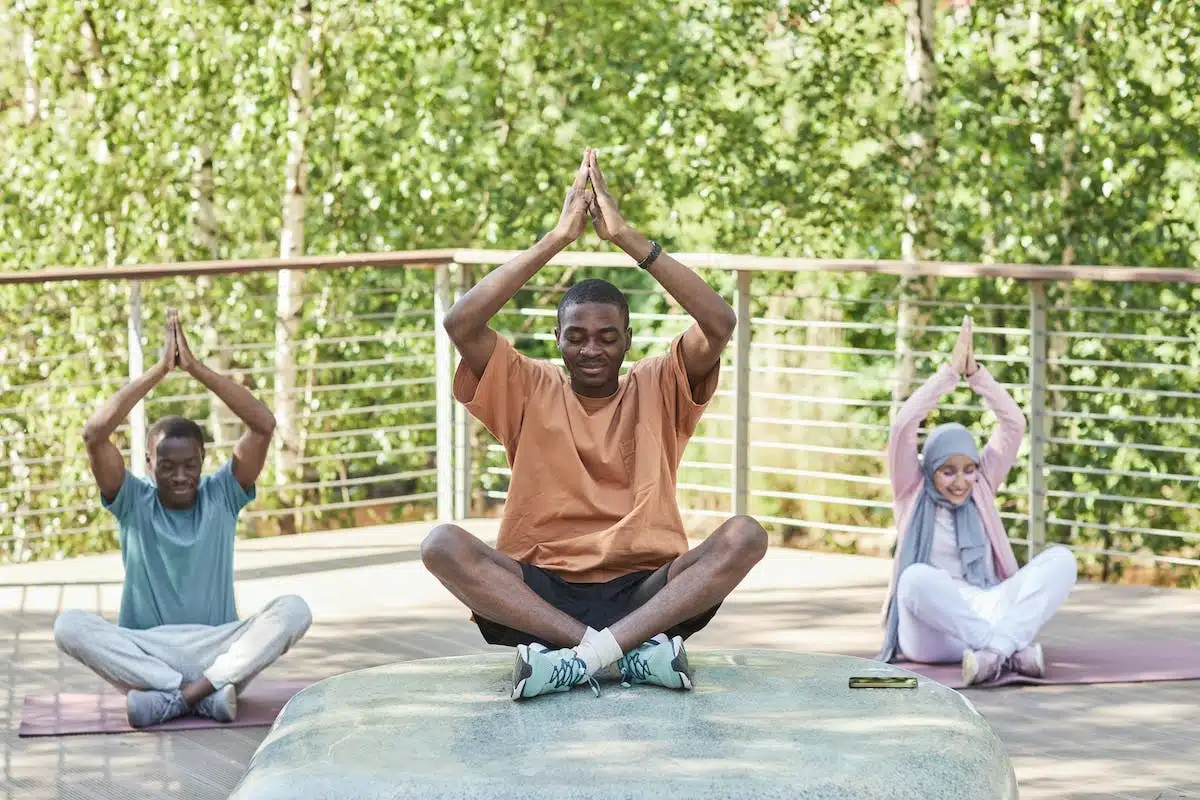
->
[229, 649, 1018, 800]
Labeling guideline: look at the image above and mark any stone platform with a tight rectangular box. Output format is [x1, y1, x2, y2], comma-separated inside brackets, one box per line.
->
[229, 649, 1017, 800]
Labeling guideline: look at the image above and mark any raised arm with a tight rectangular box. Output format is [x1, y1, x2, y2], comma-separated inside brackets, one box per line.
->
[82, 318, 176, 502]
[587, 150, 736, 392]
[888, 365, 960, 499]
[887, 317, 976, 498]
[967, 366, 1026, 491]
[173, 312, 275, 491]
[444, 151, 594, 379]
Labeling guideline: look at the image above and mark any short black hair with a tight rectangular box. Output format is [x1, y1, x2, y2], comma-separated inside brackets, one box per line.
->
[557, 279, 630, 329]
[147, 416, 206, 451]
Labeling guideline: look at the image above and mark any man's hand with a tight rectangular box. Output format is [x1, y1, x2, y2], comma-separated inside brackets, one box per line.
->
[587, 149, 629, 244]
[158, 310, 179, 374]
[553, 150, 594, 244]
[950, 315, 974, 376]
[173, 311, 199, 374]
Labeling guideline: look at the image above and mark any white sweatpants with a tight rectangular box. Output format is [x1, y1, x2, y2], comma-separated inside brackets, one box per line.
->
[53, 595, 312, 694]
[896, 546, 1077, 663]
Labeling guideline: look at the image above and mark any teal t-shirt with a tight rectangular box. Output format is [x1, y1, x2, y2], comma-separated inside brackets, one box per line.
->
[104, 462, 255, 630]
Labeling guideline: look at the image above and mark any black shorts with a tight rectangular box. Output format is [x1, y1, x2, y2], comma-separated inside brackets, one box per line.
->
[473, 562, 722, 648]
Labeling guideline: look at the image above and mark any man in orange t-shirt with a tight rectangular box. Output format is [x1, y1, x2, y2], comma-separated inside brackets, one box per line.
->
[422, 149, 767, 700]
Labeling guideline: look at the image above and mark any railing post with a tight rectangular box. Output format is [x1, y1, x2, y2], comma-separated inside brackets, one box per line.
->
[733, 269, 752, 517]
[453, 263, 473, 521]
[434, 263, 454, 521]
[127, 281, 147, 478]
[1027, 281, 1048, 560]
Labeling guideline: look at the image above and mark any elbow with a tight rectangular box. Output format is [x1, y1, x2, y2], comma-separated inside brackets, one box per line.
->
[720, 305, 737, 341]
[81, 424, 103, 448]
[711, 305, 737, 346]
[442, 307, 466, 342]
[258, 412, 278, 439]
[442, 306, 481, 350]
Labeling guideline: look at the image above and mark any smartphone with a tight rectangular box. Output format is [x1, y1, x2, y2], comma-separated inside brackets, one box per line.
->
[848, 675, 918, 689]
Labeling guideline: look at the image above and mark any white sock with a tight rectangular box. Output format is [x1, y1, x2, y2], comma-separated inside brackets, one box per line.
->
[650, 632, 670, 645]
[573, 642, 604, 675]
[581, 627, 624, 669]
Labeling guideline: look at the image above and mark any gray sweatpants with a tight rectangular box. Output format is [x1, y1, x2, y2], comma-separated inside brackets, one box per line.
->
[53, 595, 312, 694]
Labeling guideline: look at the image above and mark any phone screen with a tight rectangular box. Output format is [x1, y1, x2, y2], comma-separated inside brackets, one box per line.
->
[848, 676, 918, 689]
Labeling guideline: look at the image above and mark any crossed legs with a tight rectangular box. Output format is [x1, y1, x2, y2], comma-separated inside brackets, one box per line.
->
[54, 595, 312, 725]
[420, 515, 768, 654]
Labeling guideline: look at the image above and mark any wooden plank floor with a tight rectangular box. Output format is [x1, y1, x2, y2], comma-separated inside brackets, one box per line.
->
[1, 520, 1198, 800]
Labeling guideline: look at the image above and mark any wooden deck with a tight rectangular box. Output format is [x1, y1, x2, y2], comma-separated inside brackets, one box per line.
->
[2, 519, 1198, 800]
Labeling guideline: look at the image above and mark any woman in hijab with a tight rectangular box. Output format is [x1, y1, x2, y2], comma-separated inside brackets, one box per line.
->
[878, 316, 1077, 685]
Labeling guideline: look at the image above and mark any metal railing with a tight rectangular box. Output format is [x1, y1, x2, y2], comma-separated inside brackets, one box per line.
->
[1, 251, 1197, 581]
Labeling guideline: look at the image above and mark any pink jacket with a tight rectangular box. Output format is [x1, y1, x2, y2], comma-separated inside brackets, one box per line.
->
[883, 365, 1024, 616]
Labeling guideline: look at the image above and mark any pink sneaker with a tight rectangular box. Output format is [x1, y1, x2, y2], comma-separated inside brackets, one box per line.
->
[962, 649, 1006, 686]
[1008, 643, 1045, 678]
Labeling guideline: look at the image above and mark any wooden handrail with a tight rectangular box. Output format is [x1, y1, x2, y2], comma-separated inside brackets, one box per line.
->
[0, 249, 459, 285]
[453, 249, 1200, 284]
[1, 247, 1196, 285]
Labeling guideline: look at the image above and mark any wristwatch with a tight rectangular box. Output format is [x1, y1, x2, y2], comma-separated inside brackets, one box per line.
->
[638, 240, 663, 270]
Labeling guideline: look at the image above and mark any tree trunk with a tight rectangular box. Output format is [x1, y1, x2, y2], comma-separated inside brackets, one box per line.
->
[1058, 21, 1086, 269]
[190, 144, 240, 450]
[893, 0, 937, 407]
[1047, 17, 1088, 559]
[274, 0, 313, 535]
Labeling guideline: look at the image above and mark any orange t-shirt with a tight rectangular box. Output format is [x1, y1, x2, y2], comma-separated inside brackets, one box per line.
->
[454, 333, 719, 583]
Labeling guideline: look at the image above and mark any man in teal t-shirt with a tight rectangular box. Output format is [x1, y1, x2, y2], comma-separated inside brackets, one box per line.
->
[54, 309, 312, 728]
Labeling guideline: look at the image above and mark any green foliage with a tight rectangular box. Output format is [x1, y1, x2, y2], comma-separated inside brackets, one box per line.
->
[0, 1, 1197, 581]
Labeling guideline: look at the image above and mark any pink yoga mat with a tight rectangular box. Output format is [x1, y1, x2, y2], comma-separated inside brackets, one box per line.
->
[18, 680, 313, 737]
[878, 641, 1200, 689]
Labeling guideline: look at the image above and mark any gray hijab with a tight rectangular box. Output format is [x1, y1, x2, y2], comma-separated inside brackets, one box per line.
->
[879, 423, 992, 662]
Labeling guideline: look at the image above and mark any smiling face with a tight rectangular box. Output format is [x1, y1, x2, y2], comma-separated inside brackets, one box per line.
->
[149, 435, 204, 509]
[932, 453, 979, 505]
[555, 301, 631, 397]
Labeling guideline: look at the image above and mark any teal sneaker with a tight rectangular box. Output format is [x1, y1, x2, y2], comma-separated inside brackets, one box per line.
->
[511, 643, 600, 700]
[126, 689, 188, 728]
[618, 635, 693, 690]
[195, 684, 238, 723]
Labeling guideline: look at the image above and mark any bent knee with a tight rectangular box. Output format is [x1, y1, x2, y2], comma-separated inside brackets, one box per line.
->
[720, 515, 769, 563]
[270, 594, 312, 636]
[53, 609, 94, 653]
[420, 524, 473, 573]
[1040, 545, 1078, 585]
[896, 563, 941, 606]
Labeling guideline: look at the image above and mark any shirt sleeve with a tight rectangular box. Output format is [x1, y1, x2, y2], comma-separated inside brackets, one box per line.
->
[887, 365, 960, 501]
[101, 470, 156, 523]
[657, 333, 721, 438]
[452, 335, 552, 447]
[205, 461, 257, 516]
[968, 367, 1027, 492]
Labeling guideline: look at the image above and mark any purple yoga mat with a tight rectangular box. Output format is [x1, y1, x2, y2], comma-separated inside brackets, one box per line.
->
[18, 680, 313, 737]
[878, 640, 1200, 689]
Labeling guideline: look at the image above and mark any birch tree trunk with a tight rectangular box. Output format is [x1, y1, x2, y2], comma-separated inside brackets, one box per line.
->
[893, 0, 937, 407]
[190, 144, 240, 450]
[274, 0, 313, 535]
